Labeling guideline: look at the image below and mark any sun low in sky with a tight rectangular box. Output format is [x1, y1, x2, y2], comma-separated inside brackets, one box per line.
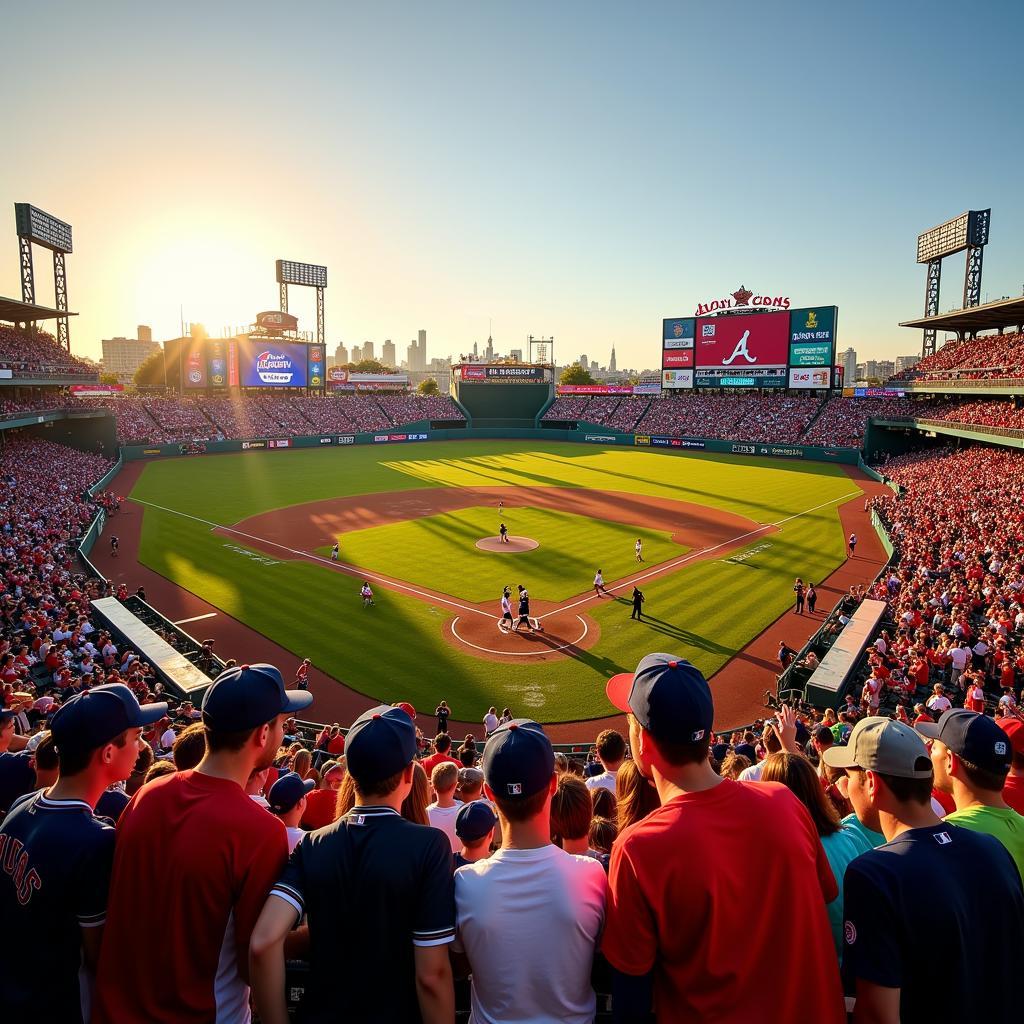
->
[1, 2, 1022, 367]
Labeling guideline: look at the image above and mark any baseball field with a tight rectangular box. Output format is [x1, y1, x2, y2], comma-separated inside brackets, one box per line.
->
[122, 440, 863, 724]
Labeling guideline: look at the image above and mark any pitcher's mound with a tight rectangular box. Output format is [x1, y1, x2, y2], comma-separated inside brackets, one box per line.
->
[476, 536, 539, 553]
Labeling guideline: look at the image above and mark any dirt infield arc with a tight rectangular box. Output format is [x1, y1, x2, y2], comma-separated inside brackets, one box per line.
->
[91, 462, 890, 741]
[221, 485, 774, 663]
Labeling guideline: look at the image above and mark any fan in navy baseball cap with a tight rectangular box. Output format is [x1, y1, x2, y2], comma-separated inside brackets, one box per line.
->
[50, 683, 167, 755]
[345, 704, 418, 790]
[201, 663, 313, 732]
[606, 653, 714, 747]
[482, 719, 555, 802]
[456, 800, 498, 843]
[916, 708, 1012, 777]
[268, 771, 316, 815]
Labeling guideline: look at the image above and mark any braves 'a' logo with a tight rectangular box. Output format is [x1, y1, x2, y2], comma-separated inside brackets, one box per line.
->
[721, 331, 756, 365]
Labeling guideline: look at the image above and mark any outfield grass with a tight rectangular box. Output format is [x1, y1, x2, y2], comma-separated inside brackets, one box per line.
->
[317, 506, 682, 603]
[131, 442, 858, 722]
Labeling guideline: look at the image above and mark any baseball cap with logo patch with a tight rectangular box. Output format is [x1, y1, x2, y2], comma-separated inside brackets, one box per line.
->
[823, 717, 932, 779]
[482, 719, 554, 800]
[606, 653, 713, 746]
[916, 708, 1012, 777]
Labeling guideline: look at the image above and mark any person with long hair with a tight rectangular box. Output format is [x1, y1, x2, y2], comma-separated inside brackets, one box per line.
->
[401, 761, 430, 825]
[760, 751, 862, 959]
[615, 758, 659, 834]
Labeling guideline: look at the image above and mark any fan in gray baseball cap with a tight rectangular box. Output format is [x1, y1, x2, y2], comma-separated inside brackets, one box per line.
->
[823, 716, 932, 778]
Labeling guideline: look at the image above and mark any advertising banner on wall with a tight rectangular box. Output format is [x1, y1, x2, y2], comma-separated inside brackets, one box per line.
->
[235, 340, 308, 387]
[694, 367, 788, 388]
[789, 341, 834, 366]
[662, 318, 695, 349]
[788, 367, 832, 389]
[308, 346, 325, 387]
[662, 369, 694, 389]
[662, 349, 694, 368]
[182, 339, 207, 389]
[788, 306, 837, 348]
[207, 339, 227, 387]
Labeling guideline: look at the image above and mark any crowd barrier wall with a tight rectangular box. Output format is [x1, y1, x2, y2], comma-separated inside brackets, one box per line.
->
[121, 426, 860, 462]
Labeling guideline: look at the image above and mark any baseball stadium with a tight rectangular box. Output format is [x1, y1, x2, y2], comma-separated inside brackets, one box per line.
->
[3, 7, 1024, 1019]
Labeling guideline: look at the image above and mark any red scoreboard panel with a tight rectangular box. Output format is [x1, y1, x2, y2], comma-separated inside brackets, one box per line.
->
[693, 310, 790, 387]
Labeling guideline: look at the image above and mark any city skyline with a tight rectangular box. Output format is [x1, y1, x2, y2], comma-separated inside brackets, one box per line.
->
[2, 3, 1022, 369]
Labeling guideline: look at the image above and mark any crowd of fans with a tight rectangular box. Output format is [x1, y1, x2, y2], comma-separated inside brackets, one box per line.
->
[890, 330, 1024, 382]
[0, 326, 96, 378]
[1, 428, 1024, 1020]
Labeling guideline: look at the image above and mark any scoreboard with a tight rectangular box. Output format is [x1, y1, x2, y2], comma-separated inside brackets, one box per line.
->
[661, 306, 838, 389]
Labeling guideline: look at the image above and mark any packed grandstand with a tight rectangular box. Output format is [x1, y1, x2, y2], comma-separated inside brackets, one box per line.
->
[3, 312, 1024, 1022]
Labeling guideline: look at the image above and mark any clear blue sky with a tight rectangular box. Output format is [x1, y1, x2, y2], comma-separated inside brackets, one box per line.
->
[1, 1, 1022, 368]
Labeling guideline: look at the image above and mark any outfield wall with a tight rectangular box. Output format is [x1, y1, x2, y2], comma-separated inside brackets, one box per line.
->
[120, 425, 860, 463]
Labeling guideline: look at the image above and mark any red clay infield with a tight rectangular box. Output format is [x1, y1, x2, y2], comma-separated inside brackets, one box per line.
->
[92, 461, 889, 741]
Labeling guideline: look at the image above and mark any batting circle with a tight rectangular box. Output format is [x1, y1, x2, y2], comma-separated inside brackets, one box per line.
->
[450, 614, 588, 656]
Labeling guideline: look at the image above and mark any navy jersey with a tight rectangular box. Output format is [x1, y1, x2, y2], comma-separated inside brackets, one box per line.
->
[0, 749, 36, 815]
[842, 823, 1024, 1020]
[0, 792, 115, 1023]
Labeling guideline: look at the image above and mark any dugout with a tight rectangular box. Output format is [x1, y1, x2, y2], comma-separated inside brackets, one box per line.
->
[454, 381, 551, 428]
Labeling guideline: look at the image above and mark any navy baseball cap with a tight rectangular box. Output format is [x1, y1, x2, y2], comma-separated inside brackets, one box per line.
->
[345, 704, 417, 786]
[917, 709, 1012, 776]
[268, 771, 315, 815]
[456, 800, 498, 842]
[606, 654, 713, 746]
[482, 719, 554, 800]
[50, 683, 167, 754]
[201, 663, 313, 732]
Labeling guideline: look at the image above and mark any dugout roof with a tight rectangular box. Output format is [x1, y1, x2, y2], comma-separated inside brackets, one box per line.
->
[0, 295, 79, 323]
[899, 295, 1024, 334]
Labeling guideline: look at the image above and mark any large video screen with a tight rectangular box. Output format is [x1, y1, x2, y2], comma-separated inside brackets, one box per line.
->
[694, 310, 789, 387]
[235, 340, 308, 387]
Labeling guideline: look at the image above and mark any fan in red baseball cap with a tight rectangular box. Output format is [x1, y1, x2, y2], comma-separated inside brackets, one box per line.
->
[998, 715, 1024, 815]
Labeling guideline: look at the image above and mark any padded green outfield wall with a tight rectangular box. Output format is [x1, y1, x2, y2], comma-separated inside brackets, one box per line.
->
[120, 426, 859, 463]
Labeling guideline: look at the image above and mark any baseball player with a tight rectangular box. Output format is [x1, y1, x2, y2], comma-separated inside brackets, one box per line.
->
[499, 523, 509, 544]
[593, 569, 608, 597]
[360, 582, 374, 607]
[513, 585, 541, 633]
[110, 535, 119, 557]
[848, 532, 858, 557]
[331, 542, 339, 561]
[498, 499, 504, 515]
[635, 538, 643, 562]
[498, 587, 514, 632]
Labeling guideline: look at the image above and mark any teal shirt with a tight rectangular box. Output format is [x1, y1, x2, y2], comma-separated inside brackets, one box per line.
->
[820, 826, 866, 961]
[840, 811, 885, 852]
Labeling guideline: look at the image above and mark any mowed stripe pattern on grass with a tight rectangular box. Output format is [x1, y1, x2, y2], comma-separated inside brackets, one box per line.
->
[131, 442, 856, 722]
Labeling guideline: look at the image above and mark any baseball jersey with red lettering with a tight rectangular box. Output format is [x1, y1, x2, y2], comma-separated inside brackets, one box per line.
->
[92, 769, 288, 1024]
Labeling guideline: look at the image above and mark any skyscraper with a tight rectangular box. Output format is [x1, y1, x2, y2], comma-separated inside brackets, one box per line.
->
[609, 346, 617, 372]
[578, 353, 589, 370]
[484, 335, 494, 361]
[383, 339, 396, 367]
[418, 329, 427, 370]
[362, 340, 375, 361]
[335, 342, 349, 365]
[841, 347, 857, 384]
[350, 344, 362, 364]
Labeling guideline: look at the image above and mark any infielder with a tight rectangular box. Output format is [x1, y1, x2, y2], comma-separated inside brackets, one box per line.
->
[497, 587, 514, 632]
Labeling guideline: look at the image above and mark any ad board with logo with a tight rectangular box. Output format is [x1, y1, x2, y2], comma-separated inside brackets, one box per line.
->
[662, 369, 694, 389]
[207, 339, 227, 387]
[695, 311, 789, 368]
[182, 338, 208, 389]
[255, 310, 299, 333]
[788, 306, 837, 347]
[788, 367, 832, 389]
[235, 340, 308, 387]
[308, 346, 324, 387]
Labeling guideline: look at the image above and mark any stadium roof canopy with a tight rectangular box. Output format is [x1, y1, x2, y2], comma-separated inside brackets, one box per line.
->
[0, 295, 78, 323]
[899, 295, 1024, 334]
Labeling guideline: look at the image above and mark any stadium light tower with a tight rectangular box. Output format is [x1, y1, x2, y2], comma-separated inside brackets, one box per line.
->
[14, 203, 74, 350]
[275, 259, 327, 349]
[915, 210, 990, 357]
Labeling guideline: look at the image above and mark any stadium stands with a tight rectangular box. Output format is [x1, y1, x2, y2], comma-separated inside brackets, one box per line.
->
[0, 326, 96, 377]
[890, 330, 1024, 382]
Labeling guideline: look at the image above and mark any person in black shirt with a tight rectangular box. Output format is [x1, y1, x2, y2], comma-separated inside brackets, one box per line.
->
[435, 700, 450, 734]
[825, 716, 1024, 1023]
[0, 683, 166, 1024]
[251, 704, 455, 1024]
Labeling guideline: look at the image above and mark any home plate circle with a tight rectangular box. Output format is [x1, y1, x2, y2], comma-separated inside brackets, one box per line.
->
[475, 536, 539, 552]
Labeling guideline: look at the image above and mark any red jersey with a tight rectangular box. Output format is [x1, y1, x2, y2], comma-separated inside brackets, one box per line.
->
[300, 787, 341, 830]
[420, 752, 460, 776]
[92, 770, 288, 1024]
[603, 779, 844, 1024]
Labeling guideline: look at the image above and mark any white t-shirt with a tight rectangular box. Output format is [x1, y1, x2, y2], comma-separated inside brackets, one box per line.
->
[483, 713, 499, 734]
[738, 760, 766, 782]
[594, 572, 604, 586]
[159, 728, 176, 750]
[454, 845, 606, 1024]
[585, 769, 617, 794]
[950, 648, 970, 670]
[284, 825, 304, 854]
[927, 694, 952, 712]
[427, 801, 463, 852]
